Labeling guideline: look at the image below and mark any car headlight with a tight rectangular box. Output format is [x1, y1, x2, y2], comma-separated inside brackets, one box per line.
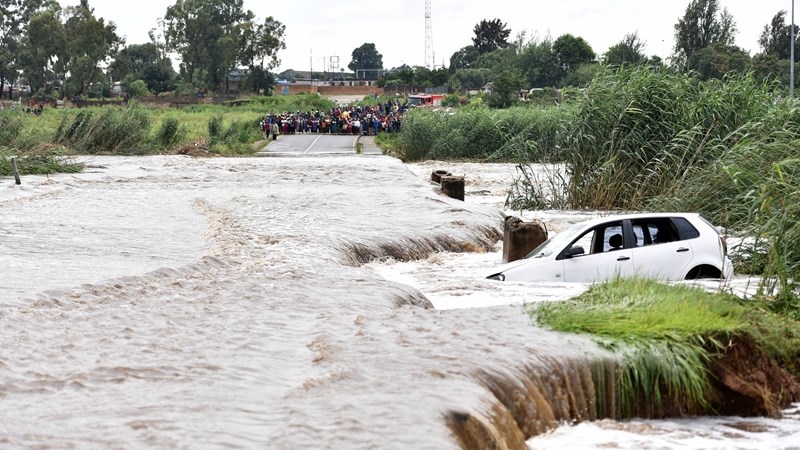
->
[487, 273, 505, 281]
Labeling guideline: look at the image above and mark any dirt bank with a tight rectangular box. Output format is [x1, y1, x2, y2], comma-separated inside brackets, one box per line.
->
[448, 335, 800, 449]
[708, 335, 800, 417]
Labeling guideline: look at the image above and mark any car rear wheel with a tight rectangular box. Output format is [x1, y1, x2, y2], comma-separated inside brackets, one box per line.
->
[685, 265, 723, 280]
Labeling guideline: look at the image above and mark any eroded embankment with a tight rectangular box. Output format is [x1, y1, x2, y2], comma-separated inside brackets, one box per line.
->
[443, 336, 800, 450]
[441, 280, 800, 450]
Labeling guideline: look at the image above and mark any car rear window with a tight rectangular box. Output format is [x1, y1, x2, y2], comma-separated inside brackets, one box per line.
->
[671, 217, 700, 240]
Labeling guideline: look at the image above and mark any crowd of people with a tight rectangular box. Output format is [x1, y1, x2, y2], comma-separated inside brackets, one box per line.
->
[259, 100, 410, 140]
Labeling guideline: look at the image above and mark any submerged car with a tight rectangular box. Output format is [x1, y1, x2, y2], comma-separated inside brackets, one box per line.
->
[487, 213, 733, 283]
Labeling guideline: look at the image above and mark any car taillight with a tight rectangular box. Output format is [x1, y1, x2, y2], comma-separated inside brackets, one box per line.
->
[720, 236, 728, 256]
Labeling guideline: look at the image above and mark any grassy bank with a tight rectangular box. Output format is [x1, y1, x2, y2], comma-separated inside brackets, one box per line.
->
[0, 94, 338, 171]
[531, 278, 800, 418]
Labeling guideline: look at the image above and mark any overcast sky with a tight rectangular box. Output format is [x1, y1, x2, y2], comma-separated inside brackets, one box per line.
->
[63, 0, 795, 72]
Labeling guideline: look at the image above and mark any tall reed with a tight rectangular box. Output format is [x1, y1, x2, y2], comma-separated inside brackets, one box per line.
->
[395, 104, 572, 162]
[558, 67, 776, 210]
[53, 106, 152, 154]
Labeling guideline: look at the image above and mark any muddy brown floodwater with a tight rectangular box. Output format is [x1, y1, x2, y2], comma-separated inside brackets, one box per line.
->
[1, 155, 616, 449]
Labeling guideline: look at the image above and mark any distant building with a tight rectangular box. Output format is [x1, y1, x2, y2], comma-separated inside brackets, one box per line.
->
[226, 68, 250, 93]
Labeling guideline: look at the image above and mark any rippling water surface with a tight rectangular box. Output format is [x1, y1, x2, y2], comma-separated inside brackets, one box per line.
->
[0, 156, 795, 449]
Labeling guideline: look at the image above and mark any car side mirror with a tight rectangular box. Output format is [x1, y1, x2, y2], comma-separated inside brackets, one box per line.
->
[565, 245, 585, 258]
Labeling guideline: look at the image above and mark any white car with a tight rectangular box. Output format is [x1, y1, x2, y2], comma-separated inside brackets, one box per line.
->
[487, 213, 734, 283]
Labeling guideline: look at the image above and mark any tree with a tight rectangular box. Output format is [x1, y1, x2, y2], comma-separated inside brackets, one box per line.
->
[241, 65, 274, 94]
[472, 47, 518, 73]
[553, 34, 596, 73]
[518, 37, 562, 87]
[687, 42, 750, 80]
[0, 0, 55, 98]
[62, 0, 122, 96]
[562, 64, 604, 87]
[449, 45, 479, 73]
[472, 18, 511, 54]
[674, 0, 737, 66]
[18, 8, 66, 95]
[448, 67, 491, 90]
[604, 32, 647, 66]
[486, 69, 523, 108]
[758, 10, 797, 60]
[348, 43, 383, 79]
[239, 16, 285, 72]
[164, 0, 256, 92]
[110, 43, 177, 94]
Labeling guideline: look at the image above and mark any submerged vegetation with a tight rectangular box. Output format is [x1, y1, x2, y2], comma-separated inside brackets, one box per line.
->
[532, 279, 800, 417]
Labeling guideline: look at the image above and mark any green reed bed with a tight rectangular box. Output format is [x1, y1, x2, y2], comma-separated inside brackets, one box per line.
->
[531, 278, 800, 418]
[558, 67, 777, 211]
[395, 104, 573, 162]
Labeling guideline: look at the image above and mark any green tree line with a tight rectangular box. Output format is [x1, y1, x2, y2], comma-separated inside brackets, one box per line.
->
[0, 0, 285, 99]
[1, 0, 797, 101]
[377, 0, 799, 106]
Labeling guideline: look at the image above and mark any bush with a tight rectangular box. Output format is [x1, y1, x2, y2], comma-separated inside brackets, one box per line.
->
[207, 115, 223, 145]
[154, 117, 186, 149]
[127, 80, 150, 98]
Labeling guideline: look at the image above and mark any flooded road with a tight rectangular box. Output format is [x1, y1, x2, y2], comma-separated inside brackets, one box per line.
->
[0, 155, 608, 448]
[0, 154, 796, 449]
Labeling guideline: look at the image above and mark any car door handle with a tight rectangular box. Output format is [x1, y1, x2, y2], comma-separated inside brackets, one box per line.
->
[617, 256, 631, 261]
[677, 248, 690, 253]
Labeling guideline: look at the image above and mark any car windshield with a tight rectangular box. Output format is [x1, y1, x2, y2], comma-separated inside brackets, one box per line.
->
[525, 222, 584, 259]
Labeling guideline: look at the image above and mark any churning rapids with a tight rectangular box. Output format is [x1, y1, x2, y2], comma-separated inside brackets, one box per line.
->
[1, 155, 798, 449]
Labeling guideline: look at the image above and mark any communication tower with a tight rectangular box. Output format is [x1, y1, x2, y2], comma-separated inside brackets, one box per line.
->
[425, 0, 434, 68]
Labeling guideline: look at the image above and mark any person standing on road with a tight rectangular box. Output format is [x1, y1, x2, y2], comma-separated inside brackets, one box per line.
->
[271, 122, 279, 140]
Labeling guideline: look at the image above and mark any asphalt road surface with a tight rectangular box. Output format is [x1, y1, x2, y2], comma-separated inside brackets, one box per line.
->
[258, 134, 370, 156]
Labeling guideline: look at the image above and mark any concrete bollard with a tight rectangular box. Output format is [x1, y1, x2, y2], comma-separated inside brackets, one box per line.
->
[440, 175, 465, 201]
[431, 169, 451, 184]
[11, 156, 21, 185]
[503, 216, 548, 263]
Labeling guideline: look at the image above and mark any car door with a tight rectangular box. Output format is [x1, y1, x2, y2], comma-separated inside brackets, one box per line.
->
[561, 221, 635, 282]
[628, 217, 694, 280]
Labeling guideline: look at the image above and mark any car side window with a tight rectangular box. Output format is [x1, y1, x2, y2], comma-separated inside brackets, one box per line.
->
[602, 225, 623, 252]
[671, 217, 700, 240]
[570, 229, 596, 256]
[631, 218, 678, 246]
[563, 221, 624, 257]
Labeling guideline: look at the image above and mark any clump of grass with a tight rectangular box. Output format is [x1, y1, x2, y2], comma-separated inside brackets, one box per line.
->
[531, 279, 759, 417]
[207, 115, 224, 145]
[0, 146, 83, 175]
[0, 114, 24, 143]
[154, 117, 187, 149]
[205, 116, 261, 155]
[53, 106, 152, 154]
